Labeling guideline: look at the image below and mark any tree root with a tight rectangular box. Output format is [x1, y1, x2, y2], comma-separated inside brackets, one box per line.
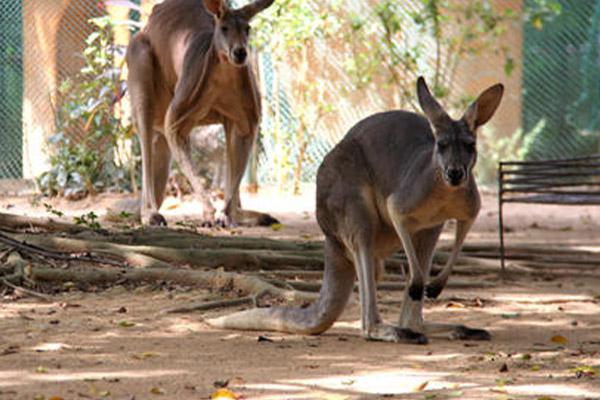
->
[26, 265, 318, 303]
[0, 212, 89, 233]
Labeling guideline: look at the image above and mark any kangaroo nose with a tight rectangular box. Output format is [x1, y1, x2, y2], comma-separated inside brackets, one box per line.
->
[233, 48, 247, 63]
[446, 168, 464, 184]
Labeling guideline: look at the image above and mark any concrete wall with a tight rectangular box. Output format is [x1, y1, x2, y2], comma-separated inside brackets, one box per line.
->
[454, 0, 523, 139]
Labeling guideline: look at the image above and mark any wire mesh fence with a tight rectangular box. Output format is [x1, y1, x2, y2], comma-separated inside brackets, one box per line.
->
[522, 0, 600, 161]
[0, 0, 598, 192]
[0, 0, 23, 179]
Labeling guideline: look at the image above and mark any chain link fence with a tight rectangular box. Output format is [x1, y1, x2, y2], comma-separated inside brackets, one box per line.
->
[0, 0, 598, 190]
[522, 0, 600, 160]
[0, 0, 23, 179]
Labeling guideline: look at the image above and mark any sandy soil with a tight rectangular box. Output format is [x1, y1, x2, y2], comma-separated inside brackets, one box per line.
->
[0, 187, 599, 400]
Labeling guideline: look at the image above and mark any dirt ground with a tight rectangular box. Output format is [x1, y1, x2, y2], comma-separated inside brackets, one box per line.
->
[1, 186, 599, 400]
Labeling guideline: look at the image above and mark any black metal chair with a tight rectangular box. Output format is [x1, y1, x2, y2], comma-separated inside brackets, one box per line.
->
[497, 154, 600, 271]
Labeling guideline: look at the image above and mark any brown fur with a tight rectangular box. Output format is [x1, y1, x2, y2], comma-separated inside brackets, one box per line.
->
[126, 0, 275, 226]
[208, 77, 504, 343]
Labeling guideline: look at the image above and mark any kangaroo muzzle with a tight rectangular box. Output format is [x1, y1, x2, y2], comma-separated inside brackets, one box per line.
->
[232, 47, 248, 65]
[444, 167, 466, 186]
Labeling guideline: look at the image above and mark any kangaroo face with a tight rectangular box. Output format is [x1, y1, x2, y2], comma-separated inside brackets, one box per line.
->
[433, 120, 477, 187]
[416, 76, 504, 188]
[213, 12, 251, 66]
[204, 0, 274, 67]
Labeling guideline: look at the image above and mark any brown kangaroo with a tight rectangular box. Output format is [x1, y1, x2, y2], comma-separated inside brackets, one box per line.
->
[208, 77, 504, 343]
[126, 0, 277, 226]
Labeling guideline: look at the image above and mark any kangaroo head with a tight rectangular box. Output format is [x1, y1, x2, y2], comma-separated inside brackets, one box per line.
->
[416, 76, 504, 188]
[203, 0, 274, 67]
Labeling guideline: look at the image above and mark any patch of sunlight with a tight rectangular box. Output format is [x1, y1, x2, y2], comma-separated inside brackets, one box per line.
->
[243, 383, 303, 393]
[31, 342, 72, 352]
[507, 383, 600, 397]
[0, 369, 187, 387]
[250, 388, 349, 400]
[572, 246, 600, 253]
[405, 353, 463, 362]
[492, 293, 590, 303]
[94, 331, 125, 339]
[162, 318, 205, 335]
[281, 369, 464, 395]
[295, 354, 354, 362]
[332, 320, 360, 330]
[494, 318, 573, 328]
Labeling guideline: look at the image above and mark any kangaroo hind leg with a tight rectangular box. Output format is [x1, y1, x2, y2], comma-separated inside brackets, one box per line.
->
[347, 202, 427, 344]
[401, 224, 490, 341]
[127, 34, 166, 226]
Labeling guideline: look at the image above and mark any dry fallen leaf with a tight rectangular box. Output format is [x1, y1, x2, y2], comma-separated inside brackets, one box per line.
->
[550, 335, 567, 345]
[211, 388, 240, 400]
[117, 320, 136, 328]
[570, 365, 598, 377]
[270, 223, 283, 231]
[49, 397, 65, 400]
[415, 381, 429, 391]
[446, 302, 466, 309]
[150, 387, 166, 395]
[132, 351, 158, 360]
[35, 366, 48, 374]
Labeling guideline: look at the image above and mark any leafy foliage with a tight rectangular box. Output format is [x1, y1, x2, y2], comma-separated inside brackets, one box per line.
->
[252, 0, 340, 194]
[38, 16, 139, 199]
[341, 0, 516, 113]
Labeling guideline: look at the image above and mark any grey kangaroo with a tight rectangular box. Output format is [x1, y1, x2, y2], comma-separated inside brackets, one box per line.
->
[126, 0, 277, 226]
[208, 77, 504, 343]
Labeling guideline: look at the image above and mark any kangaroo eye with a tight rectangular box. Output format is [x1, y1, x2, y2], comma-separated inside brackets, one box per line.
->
[465, 142, 476, 152]
[245, 26, 251, 34]
[221, 26, 229, 33]
[437, 141, 449, 151]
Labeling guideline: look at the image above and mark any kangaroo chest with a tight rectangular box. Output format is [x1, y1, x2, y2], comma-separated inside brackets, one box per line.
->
[399, 185, 480, 232]
[199, 64, 259, 135]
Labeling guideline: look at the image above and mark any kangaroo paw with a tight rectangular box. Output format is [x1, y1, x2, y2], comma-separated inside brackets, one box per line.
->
[450, 325, 491, 341]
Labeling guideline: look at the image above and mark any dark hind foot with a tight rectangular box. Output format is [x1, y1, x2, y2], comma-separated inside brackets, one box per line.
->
[149, 213, 168, 227]
[257, 213, 280, 227]
[365, 324, 428, 345]
[451, 325, 491, 341]
[425, 281, 444, 299]
[408, 282, 424, 301]
[395, 327, 429, 345]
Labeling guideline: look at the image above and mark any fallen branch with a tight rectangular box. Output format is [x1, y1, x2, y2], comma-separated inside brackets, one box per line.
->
[162, 296, 255, 314]
[1, 278, 53, 302]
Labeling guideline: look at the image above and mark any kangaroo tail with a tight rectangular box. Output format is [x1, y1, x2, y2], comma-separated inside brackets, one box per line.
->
[207, 238, 355, 334]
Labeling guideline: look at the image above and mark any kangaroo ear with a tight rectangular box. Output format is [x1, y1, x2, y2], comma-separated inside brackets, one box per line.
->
[238, 0, 274, 20]
[463, 83, 504, 130]
[416, 76, 450, 127]
[204, 0, 227, 19]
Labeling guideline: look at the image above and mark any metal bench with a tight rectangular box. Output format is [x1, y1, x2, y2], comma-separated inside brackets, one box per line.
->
[497, 154, 600, 271]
